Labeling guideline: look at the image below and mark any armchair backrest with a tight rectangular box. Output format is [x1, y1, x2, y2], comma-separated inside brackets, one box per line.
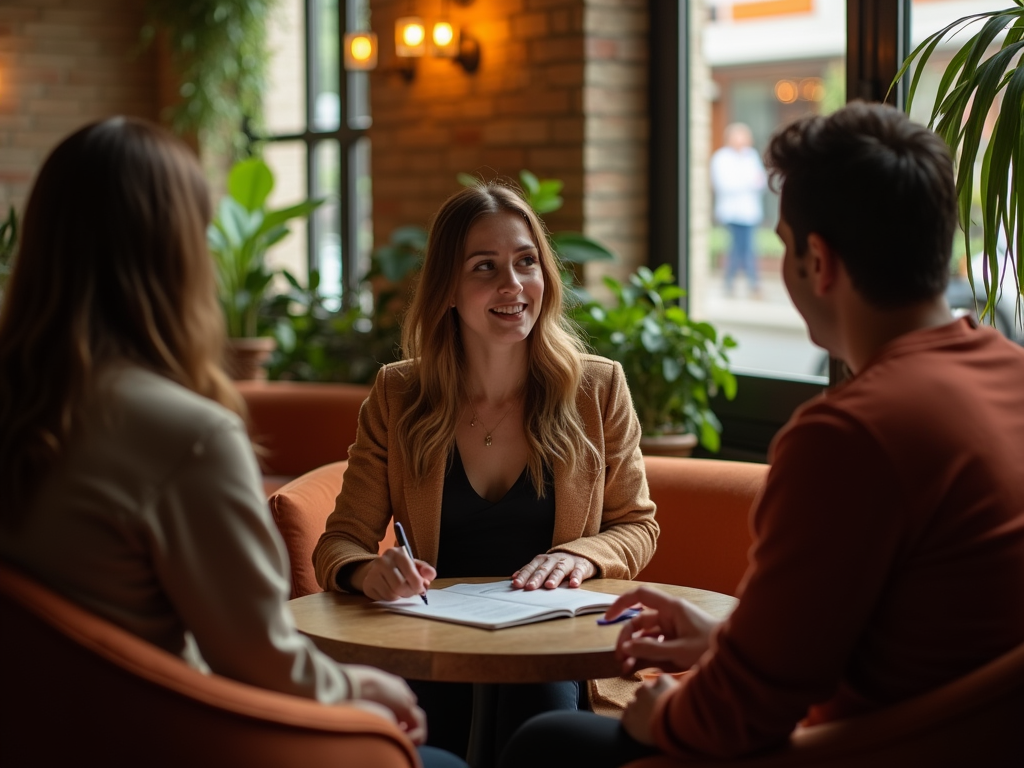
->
[0, 562, 418, 768]
[268, 461, 396, 598]
[637, 456, 766, 596]
[623, 637, 1024, 767]
[237, 380, 371, 490]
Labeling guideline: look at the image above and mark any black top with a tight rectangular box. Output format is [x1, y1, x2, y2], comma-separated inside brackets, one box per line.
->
[435, 445, 556, 578]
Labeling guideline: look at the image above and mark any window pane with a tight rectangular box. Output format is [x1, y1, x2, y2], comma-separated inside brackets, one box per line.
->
[692, 0, 846, 381]
[313, 140, 342, 307]
[263, 141, 309, 284]
[313, 137, 373, 305]
[311, 0, 341, 131]
[353, 135, 374, 287]
[266, 0, 307, 136]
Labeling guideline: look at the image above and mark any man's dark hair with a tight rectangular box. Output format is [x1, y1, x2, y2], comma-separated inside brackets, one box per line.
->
[764, 101, 957, 308]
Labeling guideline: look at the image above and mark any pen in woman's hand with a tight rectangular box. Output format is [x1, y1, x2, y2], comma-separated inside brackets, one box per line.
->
[393, 521, 428, 605]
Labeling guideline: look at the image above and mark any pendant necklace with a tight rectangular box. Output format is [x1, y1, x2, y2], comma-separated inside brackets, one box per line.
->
[469, 388, 521, 447]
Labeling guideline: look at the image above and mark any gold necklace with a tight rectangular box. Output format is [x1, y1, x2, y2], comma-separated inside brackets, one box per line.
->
[469, 391, 521, 447]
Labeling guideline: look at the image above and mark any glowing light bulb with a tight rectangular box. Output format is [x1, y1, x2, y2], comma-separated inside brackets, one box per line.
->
[351, 35, 373, 62]
[402, 22, 425, 47]
[433, 22, 454, 47]
[344, 31, 377, 70]
[396, 17, 426, 58]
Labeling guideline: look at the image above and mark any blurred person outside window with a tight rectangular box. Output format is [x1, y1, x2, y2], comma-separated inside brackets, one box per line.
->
[711, 122, 767, 299]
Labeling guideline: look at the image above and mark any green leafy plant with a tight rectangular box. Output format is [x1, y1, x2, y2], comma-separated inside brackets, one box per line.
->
[0, 206, 17, 301]
[207, 156, 323, 338]
[261, 270, 398, 384]
[142, 0, 275, 151]
[573, 264, 738, 451]
[894, 3, 1023, 325]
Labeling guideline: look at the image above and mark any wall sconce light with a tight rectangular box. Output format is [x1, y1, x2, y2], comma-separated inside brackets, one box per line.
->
[395, 17, 427, 58]
[392, 8, 479, 81]
[344, 31, 378, 71]
[429, 21, 480, 73]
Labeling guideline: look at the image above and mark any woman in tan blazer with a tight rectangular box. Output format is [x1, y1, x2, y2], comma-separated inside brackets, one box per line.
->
[313, 182, 658, 766]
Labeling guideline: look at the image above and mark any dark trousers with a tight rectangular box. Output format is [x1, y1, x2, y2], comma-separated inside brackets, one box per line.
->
[725, 222, 760, 291]
[409, 679, 583, 768]
[419, 745, 472, 768]
[497, 710, 659, 768]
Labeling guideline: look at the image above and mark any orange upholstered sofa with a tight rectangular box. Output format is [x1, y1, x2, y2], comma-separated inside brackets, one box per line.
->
[237, 380, 372, 494]
[240, 381, 768, 597]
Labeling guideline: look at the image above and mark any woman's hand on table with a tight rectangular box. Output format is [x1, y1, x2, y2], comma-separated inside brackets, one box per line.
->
[511, 553, 596, 590]
[622, 673, 677, 745]
[606, 586, 721, 675]
[345, 665, 429, 745]
[354, 549, 436, 602]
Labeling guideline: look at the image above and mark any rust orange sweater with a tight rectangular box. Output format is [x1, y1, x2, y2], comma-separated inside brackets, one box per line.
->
[652, 318, 1024, 759]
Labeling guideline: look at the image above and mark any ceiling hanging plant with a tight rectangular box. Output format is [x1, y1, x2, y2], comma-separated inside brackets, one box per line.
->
[894, 3, 1024, 326]
[142, 0, 277, 152]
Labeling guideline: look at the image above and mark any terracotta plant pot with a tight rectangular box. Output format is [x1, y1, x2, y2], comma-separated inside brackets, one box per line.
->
[639, 432, 698, 458]
[225, 337, 277, 381]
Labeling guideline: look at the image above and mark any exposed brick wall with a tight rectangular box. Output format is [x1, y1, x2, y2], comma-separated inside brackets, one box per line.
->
[368, 0, 648, 283]
[0, 0, 160, 218]
[582, 0, 648, 284]
[0, 0, 651, 287]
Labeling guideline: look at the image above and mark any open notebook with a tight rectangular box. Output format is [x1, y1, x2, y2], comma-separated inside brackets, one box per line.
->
[377, 580, 618, 630]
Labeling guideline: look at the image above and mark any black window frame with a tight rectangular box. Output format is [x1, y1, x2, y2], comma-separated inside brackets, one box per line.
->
[258, 0, 370, 303]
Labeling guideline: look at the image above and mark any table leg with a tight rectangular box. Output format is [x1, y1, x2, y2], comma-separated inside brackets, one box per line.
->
[466, 683, 499, 768]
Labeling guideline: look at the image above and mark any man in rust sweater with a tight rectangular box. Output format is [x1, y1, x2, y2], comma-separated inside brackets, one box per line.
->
[498, 101, 1024, 766]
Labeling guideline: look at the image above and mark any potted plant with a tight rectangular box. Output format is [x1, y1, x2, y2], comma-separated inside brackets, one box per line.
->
[895, 3, 1023, 324]
[207, 156, 323, 379]
[573, 264, 738, 455]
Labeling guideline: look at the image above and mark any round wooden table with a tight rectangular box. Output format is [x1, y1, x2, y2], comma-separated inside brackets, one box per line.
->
[290, 577, 737, 683]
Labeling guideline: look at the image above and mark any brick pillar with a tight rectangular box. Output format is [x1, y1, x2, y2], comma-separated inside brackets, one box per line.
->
[582, 0, 648, 284]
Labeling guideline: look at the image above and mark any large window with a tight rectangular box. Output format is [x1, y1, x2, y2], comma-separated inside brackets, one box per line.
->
[653, 0, 1003, 460]
[262, 0, 372, 308]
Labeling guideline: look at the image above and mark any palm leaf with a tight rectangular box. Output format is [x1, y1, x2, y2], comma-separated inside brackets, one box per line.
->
[897, 3, 1024, 327]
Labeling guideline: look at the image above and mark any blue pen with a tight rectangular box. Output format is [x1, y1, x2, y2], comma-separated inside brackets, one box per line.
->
[596, 607, 640, 625]
[393, 521, 428, 605]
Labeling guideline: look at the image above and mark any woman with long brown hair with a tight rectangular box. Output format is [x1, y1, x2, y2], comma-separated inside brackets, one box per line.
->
[0, 116, 467, 768]
[313, 182, 658, 764]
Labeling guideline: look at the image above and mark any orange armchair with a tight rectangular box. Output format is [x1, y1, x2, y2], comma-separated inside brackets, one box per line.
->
[0, 562, 419, 768]
[268, 460, 396, 599]
[623, 637, 1024, 768]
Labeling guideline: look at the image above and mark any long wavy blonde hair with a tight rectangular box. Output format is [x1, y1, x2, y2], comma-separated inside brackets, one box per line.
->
[398, 182, 600, 495]
[0, 117, 242, 524]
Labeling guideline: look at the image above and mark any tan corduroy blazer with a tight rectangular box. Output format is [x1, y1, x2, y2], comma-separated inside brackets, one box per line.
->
[313, 355, 658, 592]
